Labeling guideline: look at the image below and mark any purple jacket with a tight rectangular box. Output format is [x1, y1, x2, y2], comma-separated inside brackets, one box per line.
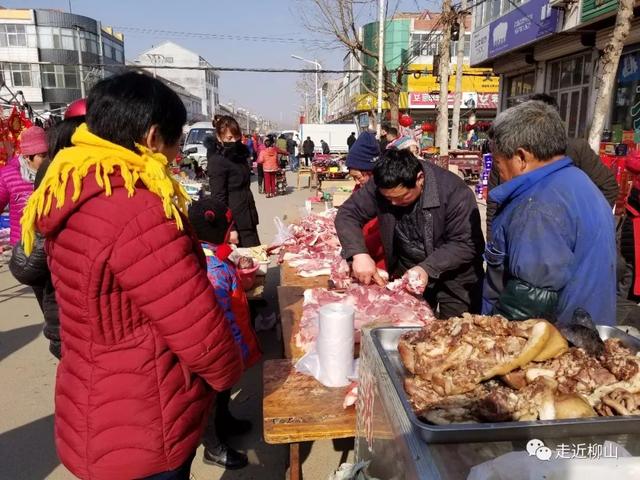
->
[0, 156, 34, 245]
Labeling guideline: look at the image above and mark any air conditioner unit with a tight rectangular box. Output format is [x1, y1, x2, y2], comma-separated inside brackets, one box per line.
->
[549, 0, 568, 8]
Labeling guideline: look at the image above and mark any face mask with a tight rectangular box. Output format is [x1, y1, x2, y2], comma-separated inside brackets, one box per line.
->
[222, 141, 236, 148]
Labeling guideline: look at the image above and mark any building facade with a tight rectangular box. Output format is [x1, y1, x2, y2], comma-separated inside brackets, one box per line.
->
[133, 41, 219, 119]
[324, 11, 499, 128]
[0, 8, 124, 113]
[470, 0, 640, 140]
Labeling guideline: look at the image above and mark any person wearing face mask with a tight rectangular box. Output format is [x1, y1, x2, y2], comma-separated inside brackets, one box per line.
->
[0, 126, 48, 246]
[206, 115, 260, 247]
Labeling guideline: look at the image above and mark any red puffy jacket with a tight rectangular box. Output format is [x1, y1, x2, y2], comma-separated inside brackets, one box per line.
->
[38, 171, 243, 479]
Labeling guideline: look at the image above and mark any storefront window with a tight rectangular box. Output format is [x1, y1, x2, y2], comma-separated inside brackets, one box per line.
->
[547, 52, 592, 138]
[505, 71, 536, 107]
[611, 50, 640, 137]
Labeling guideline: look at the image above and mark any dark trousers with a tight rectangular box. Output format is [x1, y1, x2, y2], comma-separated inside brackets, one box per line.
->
[139, 452, 195, 480]
[257, 164, 264, 189]
[424, 280, 482, 319]
[202, 389, 231, 451]
[238, 228, 260, 247]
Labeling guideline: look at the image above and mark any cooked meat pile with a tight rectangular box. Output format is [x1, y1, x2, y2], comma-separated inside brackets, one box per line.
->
[398, 314, 640, 424]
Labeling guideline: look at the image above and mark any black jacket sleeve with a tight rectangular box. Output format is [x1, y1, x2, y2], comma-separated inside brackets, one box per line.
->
[335, 181, 379, 260]
[568, 139, 619, 207]
[10, 235, 48, 286]
[486, 164, 501, 243]
[419, 182, 484, 279]
[208, 158, 229, 206]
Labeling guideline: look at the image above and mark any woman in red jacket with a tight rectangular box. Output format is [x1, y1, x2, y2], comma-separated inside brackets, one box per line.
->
[257, 138, 287, 198]
[21, 72, 243, 480]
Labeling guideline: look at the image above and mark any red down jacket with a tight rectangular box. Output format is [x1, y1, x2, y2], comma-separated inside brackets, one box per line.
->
[38, 171, 243, 479]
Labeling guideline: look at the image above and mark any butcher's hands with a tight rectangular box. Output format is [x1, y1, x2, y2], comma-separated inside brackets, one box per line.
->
[352, 253, 386, 287]
[404, 266, 429, 295]
[229, 230, 239, 245]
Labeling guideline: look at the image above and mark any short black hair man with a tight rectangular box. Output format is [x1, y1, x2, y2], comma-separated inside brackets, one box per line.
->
[347, 131, 357, 151]
[335, 149, 485, 317]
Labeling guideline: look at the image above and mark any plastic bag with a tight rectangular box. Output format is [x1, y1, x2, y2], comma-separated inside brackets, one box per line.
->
[272, 216, 294, 245]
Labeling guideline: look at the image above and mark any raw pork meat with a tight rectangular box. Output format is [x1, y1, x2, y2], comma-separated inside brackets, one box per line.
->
[295, 284, 435, 353]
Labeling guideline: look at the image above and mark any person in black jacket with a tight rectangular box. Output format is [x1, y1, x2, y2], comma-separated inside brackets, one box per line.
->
[486, 93, 618, 241]
[9, 99, 87, 359]
[335, 149, 485, 318]
[302, 136, 314, 167]
[321, 139, 330, 154]
[347, 132, 356, 151]
[206, 115, 260, 247]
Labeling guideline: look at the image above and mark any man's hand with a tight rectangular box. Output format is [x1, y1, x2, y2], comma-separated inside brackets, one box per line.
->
[404, 266, 429, 295]
[229, 230, 239, 245]
[352, 253, 385, 286]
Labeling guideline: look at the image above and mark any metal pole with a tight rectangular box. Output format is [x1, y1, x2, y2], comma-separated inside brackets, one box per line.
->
[376, 0, 386, 137]
[75, 26, 85, 98]
[314, 61, 319, 123]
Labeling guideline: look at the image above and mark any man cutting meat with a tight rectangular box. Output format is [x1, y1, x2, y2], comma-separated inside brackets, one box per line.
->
[482, 100, 616, 325]
[335, 148, 485, 318]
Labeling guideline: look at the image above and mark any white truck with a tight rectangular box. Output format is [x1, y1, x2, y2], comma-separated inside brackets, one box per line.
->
[297, 123, 358, 154]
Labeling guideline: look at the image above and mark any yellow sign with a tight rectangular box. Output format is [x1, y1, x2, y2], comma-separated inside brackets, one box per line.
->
[408, 64, 499, 93]
[354, 92, 409, 111]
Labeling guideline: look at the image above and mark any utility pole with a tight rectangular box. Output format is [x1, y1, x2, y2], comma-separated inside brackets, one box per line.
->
[74, 25, 86, 98]
[376, 0, 386, 138]
[450, 1, 466, 151]
[435, 0, 453, 158]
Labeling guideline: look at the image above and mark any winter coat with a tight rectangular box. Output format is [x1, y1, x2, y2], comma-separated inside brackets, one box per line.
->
[483, 158, 616, 326]
[258, 146, 288, 172]
[9, 234, 61, 358]
[347, 134, 356, 150]
[206, 138, 259, 232]
[0, 156, 34, 245]
[486, 138, 619, 241]
[32, 132, 243, 479]
[321, 141, 330, 154]
[336, 160, 485, 309]
[302, 139, 315, 155]
[202, 243, 261, 369]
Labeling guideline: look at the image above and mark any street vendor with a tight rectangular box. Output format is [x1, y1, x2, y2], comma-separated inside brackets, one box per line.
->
[482, 100, 616, 325]
[336, 148, 485, 318]
[346, 130, 385, 268]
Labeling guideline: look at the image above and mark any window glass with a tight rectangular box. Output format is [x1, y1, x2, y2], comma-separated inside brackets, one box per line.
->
[568, 90, 580, 138]
[573, 56, 583, 86]
[8, 63, 32, 87]
[560, 59, 574, 89]
[64, 65, 78, 89]
[550, 62, 560, 90]
[41, 65, 57, 88]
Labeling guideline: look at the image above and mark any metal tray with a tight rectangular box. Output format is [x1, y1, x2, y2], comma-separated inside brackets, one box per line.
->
[371, 325, 640, 444]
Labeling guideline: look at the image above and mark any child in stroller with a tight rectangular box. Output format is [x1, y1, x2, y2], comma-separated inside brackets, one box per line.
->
[275, 168, 287, 196]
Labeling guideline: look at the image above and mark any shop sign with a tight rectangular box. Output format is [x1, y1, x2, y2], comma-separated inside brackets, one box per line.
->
[470, 24, 490, 66]
[476, 0, 559, 62]
[408, 92, 498, 109]
[408, 63, 499, 92]
[619, 52, 640, 84]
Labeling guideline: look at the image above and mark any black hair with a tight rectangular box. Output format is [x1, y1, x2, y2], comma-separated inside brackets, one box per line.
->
[86, 71, 186, 153]
[264, 138, 274, 147]
[188, 197, 232, 245]
[387, 126, 399, 137]
[373, 148, 422, 189]
[47, 115, 85, 159]
[528, 93, 558, 110]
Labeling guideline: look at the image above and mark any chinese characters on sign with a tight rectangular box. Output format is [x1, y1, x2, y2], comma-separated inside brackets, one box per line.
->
[527, 438, 619, 462]
[408, 92, 498, 109]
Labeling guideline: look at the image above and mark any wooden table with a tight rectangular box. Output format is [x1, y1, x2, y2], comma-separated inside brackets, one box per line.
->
[279, 261, 329, 289]
[263, 359, 356, 480]
[277, 286, 306, 360]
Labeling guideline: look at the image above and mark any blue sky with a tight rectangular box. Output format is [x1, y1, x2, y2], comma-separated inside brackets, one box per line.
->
[9, 0, 431, 128]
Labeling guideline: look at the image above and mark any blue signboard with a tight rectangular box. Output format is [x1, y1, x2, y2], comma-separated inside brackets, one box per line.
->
[487, 0, 559, 58]
[619, 52, 640, 84]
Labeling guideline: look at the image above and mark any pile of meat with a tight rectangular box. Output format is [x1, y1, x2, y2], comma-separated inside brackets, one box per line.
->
[399, 314, 640, 424]
[280, 211, 342, 277]
[296, 284, 436, 354]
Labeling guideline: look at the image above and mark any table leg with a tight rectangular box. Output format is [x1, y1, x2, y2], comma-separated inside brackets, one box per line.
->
[290, 442, 301, 480]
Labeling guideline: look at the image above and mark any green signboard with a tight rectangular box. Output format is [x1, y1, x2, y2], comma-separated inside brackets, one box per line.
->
[581, 0, 618, 23]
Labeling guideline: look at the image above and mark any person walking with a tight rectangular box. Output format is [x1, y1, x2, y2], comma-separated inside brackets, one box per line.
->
[287, 135, 298, 171]
[302, 136, 315, 167]
[347, 131, 356, 151]
[20, 72, 243, 480]
[255, 136, 265, 193]
[257, 138, 286, 198]
[0, 126, 48, 246]
[206, 115, 261, 247]
[9, 98, 87, 360]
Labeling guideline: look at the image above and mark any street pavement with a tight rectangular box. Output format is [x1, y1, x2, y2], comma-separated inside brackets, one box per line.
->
[0, 171, 486, 480]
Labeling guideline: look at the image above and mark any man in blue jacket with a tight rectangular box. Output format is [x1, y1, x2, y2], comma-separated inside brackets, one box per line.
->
[483, 100, 616, 326]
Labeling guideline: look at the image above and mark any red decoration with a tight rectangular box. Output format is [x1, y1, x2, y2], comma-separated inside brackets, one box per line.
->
[399, 113, 413, 127]
[421, 122, 435, 133]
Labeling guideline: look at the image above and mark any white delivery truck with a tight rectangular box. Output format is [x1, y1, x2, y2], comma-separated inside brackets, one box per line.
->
[298, 123, 358, 154]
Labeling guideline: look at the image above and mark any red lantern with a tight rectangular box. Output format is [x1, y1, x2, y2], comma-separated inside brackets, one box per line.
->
[421, 122, 435, 133]
[399, 113, 413, 127]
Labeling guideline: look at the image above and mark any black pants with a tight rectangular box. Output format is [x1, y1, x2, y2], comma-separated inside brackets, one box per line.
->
[238, 228, 260, 248]
[424, 280, 482, 319]
[139, 452, 195, 480]
[202, 389, 232, 451]
[257, 164, 264, 189]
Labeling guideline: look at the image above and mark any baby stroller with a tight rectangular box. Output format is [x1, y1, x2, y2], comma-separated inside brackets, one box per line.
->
[275, 168, 288, 196]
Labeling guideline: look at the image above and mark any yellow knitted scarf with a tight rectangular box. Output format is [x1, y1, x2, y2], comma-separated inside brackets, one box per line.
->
[21, 123, 190, 255]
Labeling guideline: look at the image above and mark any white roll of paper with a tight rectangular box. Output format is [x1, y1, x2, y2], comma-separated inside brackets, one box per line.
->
[316, 302, 355, 387]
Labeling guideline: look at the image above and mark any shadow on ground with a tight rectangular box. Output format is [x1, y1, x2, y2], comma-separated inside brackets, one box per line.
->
[0, 414, 60, 479]
[0, 323, 42, 362]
